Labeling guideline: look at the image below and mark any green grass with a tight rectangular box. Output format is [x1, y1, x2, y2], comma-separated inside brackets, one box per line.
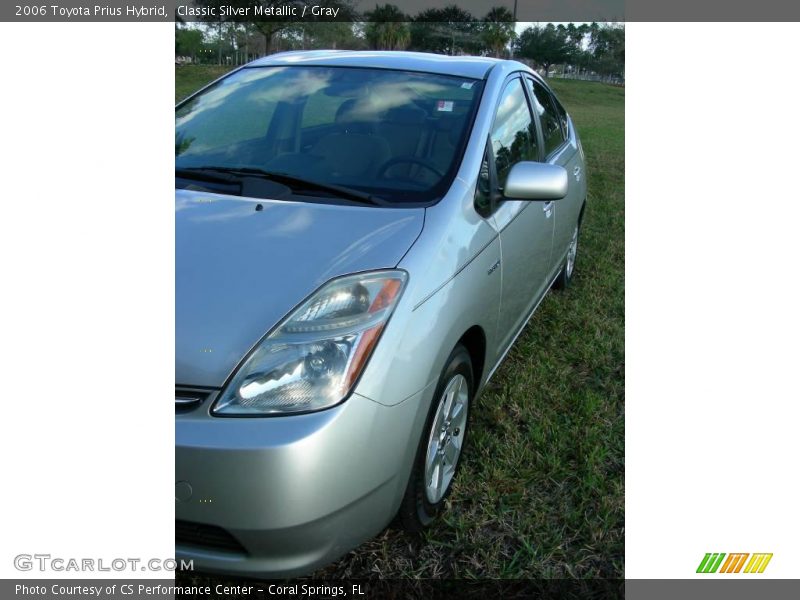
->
[175, 67, 624, 579]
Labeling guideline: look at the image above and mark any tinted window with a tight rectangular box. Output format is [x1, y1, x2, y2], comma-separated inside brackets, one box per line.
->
[489, 78, 538, 189]
[175, 66, 484, 204]
[474, 78, 538, 215]
[301, 89, 348, 129]
[527, 78, 565, 157]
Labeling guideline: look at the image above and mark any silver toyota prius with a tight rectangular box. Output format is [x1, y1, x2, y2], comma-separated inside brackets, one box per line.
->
[175, 50, 587, 576]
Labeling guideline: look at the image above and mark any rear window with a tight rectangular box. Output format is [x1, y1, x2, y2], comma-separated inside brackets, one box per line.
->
[526, 78, 567, 157]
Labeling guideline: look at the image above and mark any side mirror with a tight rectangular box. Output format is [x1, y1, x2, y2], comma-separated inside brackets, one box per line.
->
[504, 161, 568, 201]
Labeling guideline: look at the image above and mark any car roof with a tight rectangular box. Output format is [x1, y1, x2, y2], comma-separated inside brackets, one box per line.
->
[247, 50, 515, 80]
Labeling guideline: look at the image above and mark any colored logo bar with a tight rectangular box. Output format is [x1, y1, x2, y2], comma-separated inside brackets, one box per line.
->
[697, 553, 773, 574]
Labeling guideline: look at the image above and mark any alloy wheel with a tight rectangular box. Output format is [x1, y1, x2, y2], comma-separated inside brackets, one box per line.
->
[424, 373, 469, 504]
[566, 225, 579, 279]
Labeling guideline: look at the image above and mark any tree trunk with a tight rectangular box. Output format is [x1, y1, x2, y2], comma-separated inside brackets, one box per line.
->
[217, 20, 223, 65]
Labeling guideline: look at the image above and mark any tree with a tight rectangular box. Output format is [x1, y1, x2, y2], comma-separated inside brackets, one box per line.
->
[275, 1, 360, 51]
[232, 22, 259, 63]
[192, 0, 242, 63]
[245, 1, 299, 55]
[565, 22, 590, 50]
[410, 5, 481, 55]
[561, 23, 593, 77]
[588, 23, 625, 78]
[176, 26, 205, 62]
[481, 7, 515, 58]
[364, 4, 410, 50]
[515, 23, 572, 77]
[285, 21, 362, 50]
[192, 1, 359, 56]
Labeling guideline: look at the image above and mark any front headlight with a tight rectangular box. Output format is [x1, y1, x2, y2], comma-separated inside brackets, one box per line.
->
[212, 270, 408, 416]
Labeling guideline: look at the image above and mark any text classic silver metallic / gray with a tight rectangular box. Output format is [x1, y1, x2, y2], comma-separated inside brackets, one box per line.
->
[175, 50, 587, 577]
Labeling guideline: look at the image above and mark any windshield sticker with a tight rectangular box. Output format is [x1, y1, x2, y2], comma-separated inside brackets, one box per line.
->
[436, 100, 454, 112]
[461, 82, 475, 89]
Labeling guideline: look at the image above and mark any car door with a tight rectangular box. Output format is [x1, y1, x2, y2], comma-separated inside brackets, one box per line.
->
[525, 76, 583, 268]
[479, 75, 555, 353]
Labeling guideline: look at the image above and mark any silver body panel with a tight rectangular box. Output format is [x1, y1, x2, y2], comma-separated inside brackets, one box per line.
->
[175, 190, 423, 387]
[176, 51, 587, 576]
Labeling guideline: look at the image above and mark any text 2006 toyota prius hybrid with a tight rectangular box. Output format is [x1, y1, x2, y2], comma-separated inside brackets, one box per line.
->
[175, 51, 587, 576]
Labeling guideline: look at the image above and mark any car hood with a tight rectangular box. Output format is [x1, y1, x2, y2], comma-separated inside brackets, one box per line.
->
[176, 189, 424, 388]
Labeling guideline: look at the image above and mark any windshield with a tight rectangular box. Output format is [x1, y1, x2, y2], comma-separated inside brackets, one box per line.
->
[175, 66, 484, 205]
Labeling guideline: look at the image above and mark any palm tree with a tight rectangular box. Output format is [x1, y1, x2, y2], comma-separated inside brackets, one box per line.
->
[482, 7, 515, 58]
[364, 4, 410, 50]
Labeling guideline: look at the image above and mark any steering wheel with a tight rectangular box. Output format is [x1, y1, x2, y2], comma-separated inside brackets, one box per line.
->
[377, 156, 444, 181]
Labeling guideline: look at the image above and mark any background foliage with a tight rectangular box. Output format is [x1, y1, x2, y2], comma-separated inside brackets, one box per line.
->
[176, 5, 624, 81]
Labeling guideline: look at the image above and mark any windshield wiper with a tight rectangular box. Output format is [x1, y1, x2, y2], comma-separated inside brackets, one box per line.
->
[182, 166, 386, 206]
[175, 167, 242, 186]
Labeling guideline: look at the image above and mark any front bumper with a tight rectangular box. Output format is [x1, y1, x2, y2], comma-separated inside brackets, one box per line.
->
[175, 388, 429, 577]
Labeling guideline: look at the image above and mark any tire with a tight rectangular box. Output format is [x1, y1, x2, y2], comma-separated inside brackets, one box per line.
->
[553, 222, 580, 290]
[397, 344, 473, 532]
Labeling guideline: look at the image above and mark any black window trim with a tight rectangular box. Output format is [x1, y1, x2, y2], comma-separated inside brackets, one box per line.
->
[473, 138, 499, 218]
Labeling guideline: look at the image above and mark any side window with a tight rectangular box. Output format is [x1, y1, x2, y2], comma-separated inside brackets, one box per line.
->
[490, 78, 538, 189]
[527, 78, 566, 157]
[490, 79, 539, 189]
[475, 78, 538, 215]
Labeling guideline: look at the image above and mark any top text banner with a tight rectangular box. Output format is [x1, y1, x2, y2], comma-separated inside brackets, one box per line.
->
[4, 1, 623, 22]
[4, 0, 800, 22]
